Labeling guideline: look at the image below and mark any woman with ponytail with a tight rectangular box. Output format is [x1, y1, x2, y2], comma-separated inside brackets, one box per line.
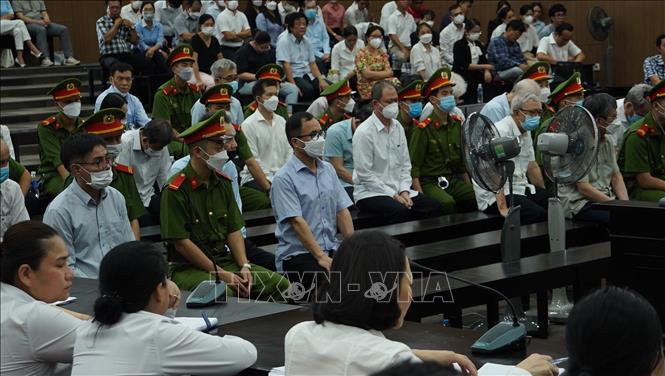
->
[72, 241, 257, 375]
[1, 221, 86, 375]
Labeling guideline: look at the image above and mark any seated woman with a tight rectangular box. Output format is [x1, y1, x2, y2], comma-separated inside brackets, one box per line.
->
[284, 230, 477, 375]
[452, 18, 494, 105]
[1, 221, 87, 375]
[0, 0, 43, 67]
[410, 21, 441, 80]
[355, 25, 400, 101]
[71, 241, 257, 375]
[255, 1, 284, 48]
[190, 14, 223, 89]
[135, 2, 169, 74]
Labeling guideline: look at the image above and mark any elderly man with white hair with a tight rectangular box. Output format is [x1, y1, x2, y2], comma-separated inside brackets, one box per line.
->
[190, 58, 245, 125]
[606, 83, 652, 150]
[479, 78, 542, 123]
[473, 88, 550, 224]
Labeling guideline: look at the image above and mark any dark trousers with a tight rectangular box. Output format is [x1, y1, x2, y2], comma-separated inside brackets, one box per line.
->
[572, 201, 610, 226]
[356, 193, 446, 225]
[344, 186, 354, 203]
[282, 251, 331, 302]
[485, 187, 551, 225]
[244, 238, 276, 271]
[315, 57, 329, 76]
[139, 192, 161, 227]
[145, 50, 169, 74]
[100, 52, 147, 76]
[294, 75, 320, 101]
[221, 45, 240, 61]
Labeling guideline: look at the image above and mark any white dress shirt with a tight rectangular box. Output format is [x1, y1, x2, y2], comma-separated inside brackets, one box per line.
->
[537, 33, 582, 62]
[379, 1, 397, 31]
[71, 310, 257, 375]
[344, 1, 369, 26]
[474, 115, 536, 211]
[387, 10, 416, 49]
[306, 97, 328, 118]
[491, 23, 507, 40]
[607, 98, 628, 148]
[118, 129, 172, 207]
[0, 179, 29, 242]
[517, 25, 539, 53]
[120, 4, 142, 24]
[215, 8, 250, 47]
[1, 125, 15, 158]
[1, 283, 83, 376]
[439, 22, 465, 67]
[410, 41, 441, 77]
[240, 109, 293, 185]
[353, 113, 413, 202]
[285, 321, 419, 376]
[331, 39, 365, 78]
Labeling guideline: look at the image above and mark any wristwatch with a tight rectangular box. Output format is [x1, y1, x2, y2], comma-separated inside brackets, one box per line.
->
[241, 263, 252, 270]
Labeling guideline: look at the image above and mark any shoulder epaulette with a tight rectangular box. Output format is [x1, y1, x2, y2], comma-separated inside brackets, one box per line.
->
[168, 173, 186, 190]
[319, 113, 330, 126]
[215, 170, 232, 181]
[245, 101, 258, 112]
[162, 84, 178, 96]
[233, 123, 241, 132]
[416, 118, 432, 129]
[545, 104, 555, 113]
[636, 123, 650, 138]
[279, 100, 287, 107]
[40, 116, 58, 128]
[451, 113, 462, 122]
[188, 83, 200, 92]
[114, 163, 134, 175]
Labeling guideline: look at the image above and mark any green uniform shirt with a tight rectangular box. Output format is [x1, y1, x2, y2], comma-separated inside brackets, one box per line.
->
[243, 101, 289, 122]
[234, 127, 253, 162]
[160, 162, 244, 263]
[317, 109, 346, 131]
[618, 112, 665, 186]
[409, 111, 464, 178]
[152, 78, 202, 133]
[398, 112, 418, 141]
[111, 166, 145, 221]
[8, 158, 26, 183]
[37, 112, 82, 175]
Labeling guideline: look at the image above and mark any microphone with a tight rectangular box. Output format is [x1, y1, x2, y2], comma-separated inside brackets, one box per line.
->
[410, 261, 526, 354]
[183, 223, 226, 308]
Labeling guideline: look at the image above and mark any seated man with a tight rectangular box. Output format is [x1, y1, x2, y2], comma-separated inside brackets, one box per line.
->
[95, 62, 151, 129]
[480, 77, 541, 123]
[536, 22, 585, 65]
[0, 138, 29, 241]
[173, 0, 201, 44]
[191, 58, 245, 125]
[155, 0, 180, 47]
[160, 110, 289, 299]
[607, 83, 652, 150]
[38, 78, 84, 198]
[324, 102, 373, 200]
[303, 0, 330, 75]
[618, 80, 665, 201]
[79, 108, 144, 239]
[353, 81, 445, 224]
[439, 3, 466, 68]
[276, 11, 328, 101]
[96, 0, 145, 73]
[487, 19, 527, 83]
[43, 133, 134, 278]
[643, 33, 665, 85]
[272, 112, 354, 293]
[474, 90, 550, 225]
[12, 0, 79, 66]
[236, 35, 299, 114]
[396, 79, 424, 141]
[118, 119, 173, 225]
[240, 78, 294, 210]
[152, 44, 201, 158]
[317, 78, 354, 130]
[537, 2, 566, 39]
[410, 68, 475, 214]
[559, 93, 628, 225]
[0, 132, 31, 196]
[243, 64, 291, 122]
[215, 0, 252, 59]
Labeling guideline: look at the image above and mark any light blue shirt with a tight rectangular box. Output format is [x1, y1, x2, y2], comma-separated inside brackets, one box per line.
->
[205, 3, 224, 20]
[324, 119, 354, 187]
[1, 0, 13, 16]
[256, 13, 284, 47]
[538, 23, 555, 39]
[43, 182, 134, 278]
[276, 33, 316, 79]
[95, 85, 151, 129]
[479, 93, 511, 124]
[305, 15, 330, 59]
[271, 155, 352, 272]
[190, 97, 244, 126]
[135, 19, 164, 52]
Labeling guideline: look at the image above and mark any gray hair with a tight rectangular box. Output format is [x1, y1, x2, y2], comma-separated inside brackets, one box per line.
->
[511, 78, 541, 97]
[625, 83, 652, 107]
[583, 93, 617, 119]
[510, 91, 541, 112]
[371, 80, 397, 102]
[210, 58, 237, 77]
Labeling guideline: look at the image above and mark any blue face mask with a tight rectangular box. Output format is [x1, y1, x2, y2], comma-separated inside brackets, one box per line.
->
[408, 102, 423, 118]
[227, 81, 238, 94]
[575, 99, 584, 107]
[438, 95, 456, 112]
[522, 114, 541, 131]
[305, 9, 317, 20]
[0, 166, 8, 184]
[627, 113, 642, 124]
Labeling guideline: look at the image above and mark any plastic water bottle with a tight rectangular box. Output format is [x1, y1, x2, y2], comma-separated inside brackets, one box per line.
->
[477, 84, 484, 103]
[30, 171, 39, 198]
[442, 318, 450, 327]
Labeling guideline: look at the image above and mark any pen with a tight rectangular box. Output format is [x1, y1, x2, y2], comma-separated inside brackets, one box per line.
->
[551, 357, 568, 365]
[200, 311, 212, 331]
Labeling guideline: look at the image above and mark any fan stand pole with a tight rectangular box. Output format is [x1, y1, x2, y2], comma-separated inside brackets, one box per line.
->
[548, 178, 573, 323]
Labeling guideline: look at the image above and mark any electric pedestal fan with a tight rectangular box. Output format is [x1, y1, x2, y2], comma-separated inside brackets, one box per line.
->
[537, 105, 599, 322]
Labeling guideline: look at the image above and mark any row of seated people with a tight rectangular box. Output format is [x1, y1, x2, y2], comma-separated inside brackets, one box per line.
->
[1, 220, 663, 375]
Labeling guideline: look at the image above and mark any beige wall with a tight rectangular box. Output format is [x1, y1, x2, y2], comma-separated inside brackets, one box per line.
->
[45, 0, 664, 87]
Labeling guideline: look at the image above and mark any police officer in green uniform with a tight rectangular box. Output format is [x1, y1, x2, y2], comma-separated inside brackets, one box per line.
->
[410, 68, 476, 213]
[38, 78, 84, 198]
[152, 44, 201, 158]
[317, 78, 354, 131]
[160, 110, 289, 299]
[520, 62, 556, 128]
[78, 108, 145, 239]
[618, 80, 665, 201]
[202, 84, 272, 211]
[243, 64, 290, 121]
[397, 79, 425, 141]
[6, 157, 30, 196]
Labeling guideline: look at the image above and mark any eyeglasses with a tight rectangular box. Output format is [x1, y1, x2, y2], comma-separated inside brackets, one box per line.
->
[520, 108, 542, 117]
[75, 155, 114, 170]
[296, 130, 326, 140]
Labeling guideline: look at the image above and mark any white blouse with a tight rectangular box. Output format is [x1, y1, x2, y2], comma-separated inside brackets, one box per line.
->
[410, 42, 442, 78]
[468, 40, 483, 65]
[0, 283, 83, 376]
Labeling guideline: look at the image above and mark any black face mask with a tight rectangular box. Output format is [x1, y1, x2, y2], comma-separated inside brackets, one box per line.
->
[226, 150, 239, 161]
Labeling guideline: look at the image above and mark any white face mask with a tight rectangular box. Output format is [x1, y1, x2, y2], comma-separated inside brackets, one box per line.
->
[266, 1, 277, 11]
[369, 37, 382, 49]
[453, 14, 465, 25]
[177, 66, 194, 81]
[252, 0, 263, 6]
[189, 11, 201, 19]
[80, 166, 113, 190]
[283, 3, 296, 12]
[261, 95, 279, 112]
[468, 32, 481, 41]
[131, 1, 142, 10]
[227, 0, 239, 11]
[61, 101, 82, 118]
[145, 148, 162, 158]
[540, 86, 551, 103]
[201, 26, 215, 36]
[381, 102, 399, 120]
[298, 137, 325, 158]
[343, 98, 355, 113]
[425, 20, 434, 27]
[523, 15, 534, 25]
[419, 33, 432, 45]
[106, 144, 123, 159]
[201, 149, 229, 172]
[143, 12, 154, 20]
